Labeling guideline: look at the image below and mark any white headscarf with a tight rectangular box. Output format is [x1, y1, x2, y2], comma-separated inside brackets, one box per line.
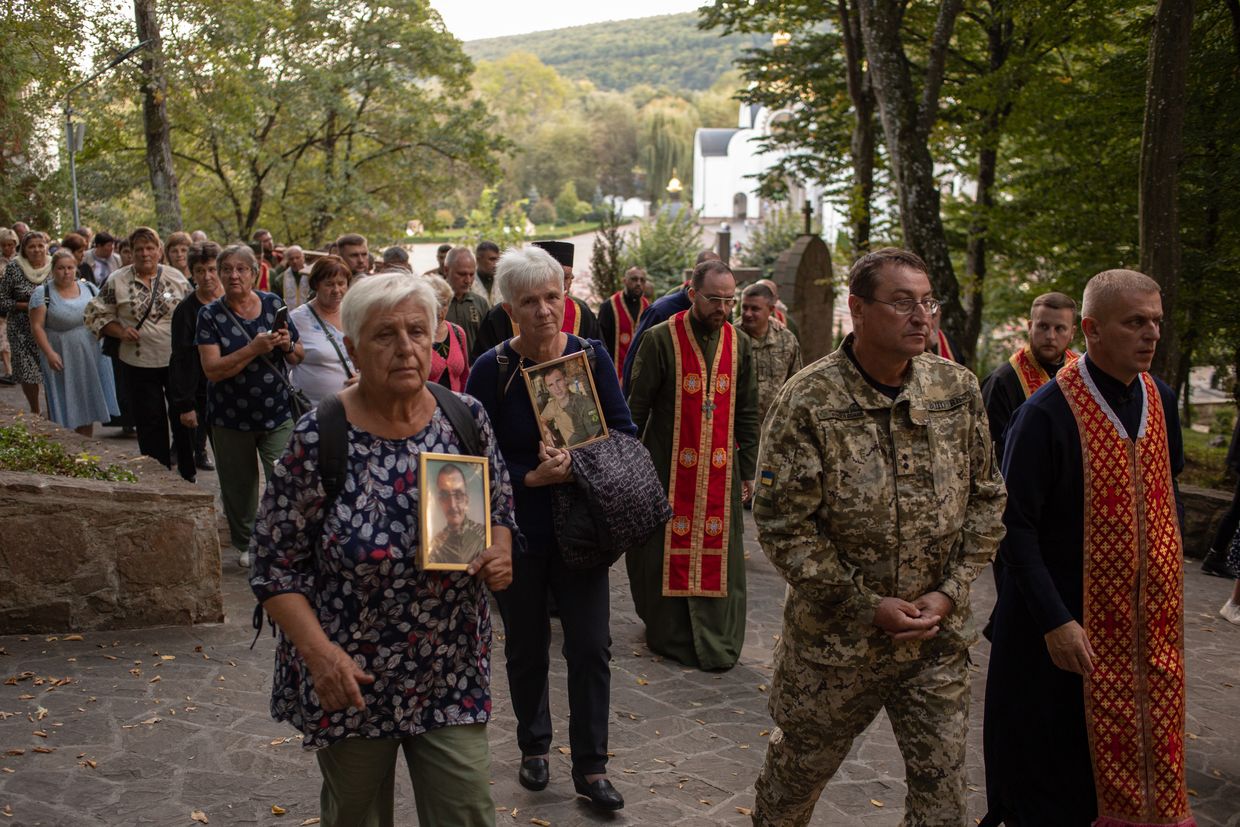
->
[17, 255, 52, 285]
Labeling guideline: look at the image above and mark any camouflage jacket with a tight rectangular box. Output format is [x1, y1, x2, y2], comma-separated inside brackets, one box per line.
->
[753, 338, 1006, 666]
[741, 323, 803, 423]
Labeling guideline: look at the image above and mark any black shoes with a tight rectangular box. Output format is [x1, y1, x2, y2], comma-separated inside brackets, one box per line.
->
[195, 452, 215, 471]
[518, 757, 549, 791]
[572, 771, 624, 812]
[1202, 547, 1239, 579]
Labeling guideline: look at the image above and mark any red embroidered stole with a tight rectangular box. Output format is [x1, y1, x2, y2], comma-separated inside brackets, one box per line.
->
[662, 311, 736, 598]
[936, 329, 955, 361]
[508, 297, 581, 338]
[609, 291, 649, 379]
[1059, 360, 1193, 827]
[1009, 345, 1079, 399]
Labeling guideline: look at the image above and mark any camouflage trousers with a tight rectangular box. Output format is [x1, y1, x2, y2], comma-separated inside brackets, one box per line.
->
[753, 641, 970, 827]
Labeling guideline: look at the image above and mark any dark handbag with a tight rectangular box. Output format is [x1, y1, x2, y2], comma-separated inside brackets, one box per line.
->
[551, 430, 673, 570]
[102, 269, 161, 358]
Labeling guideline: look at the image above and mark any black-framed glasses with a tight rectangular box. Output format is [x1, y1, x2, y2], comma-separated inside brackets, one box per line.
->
[857, 295, 941, 315]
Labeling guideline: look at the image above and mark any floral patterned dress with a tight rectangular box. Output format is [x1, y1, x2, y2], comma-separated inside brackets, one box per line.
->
[249, 394, 519, 749]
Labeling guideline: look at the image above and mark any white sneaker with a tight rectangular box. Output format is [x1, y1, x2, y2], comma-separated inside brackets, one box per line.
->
[1221, 600, 1240, 625]
[237, 550, 252, 569]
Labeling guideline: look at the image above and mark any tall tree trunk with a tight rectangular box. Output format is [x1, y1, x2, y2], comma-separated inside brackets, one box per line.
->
[133, 0, 182, 235]
[856, 0, 971, 362]
[838, 0, 876, 254]
[963, 2, 1013, 353]
[1140, 0, 1195, 387]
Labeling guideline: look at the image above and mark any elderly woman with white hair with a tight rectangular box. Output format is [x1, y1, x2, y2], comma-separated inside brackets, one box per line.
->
[250, 273, 516, 827]
[465, 246, 635, 812]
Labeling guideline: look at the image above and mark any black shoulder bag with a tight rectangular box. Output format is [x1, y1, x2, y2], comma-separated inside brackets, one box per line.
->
[218, 300, 314, 420]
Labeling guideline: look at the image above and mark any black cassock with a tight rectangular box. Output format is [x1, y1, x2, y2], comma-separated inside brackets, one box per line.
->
[981, 355, 1182, 827]
[469, 297, 599, 363]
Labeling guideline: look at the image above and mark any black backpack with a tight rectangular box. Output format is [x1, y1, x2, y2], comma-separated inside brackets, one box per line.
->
[316, 382, 484, 511]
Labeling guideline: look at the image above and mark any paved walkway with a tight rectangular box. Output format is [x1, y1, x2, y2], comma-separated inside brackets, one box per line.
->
[1, 410, 1238, 824]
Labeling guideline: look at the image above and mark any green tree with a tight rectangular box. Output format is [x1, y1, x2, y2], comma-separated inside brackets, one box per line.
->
[554, 181, 589, 224]
[623, 208, 702, 294]
[638, 98, 699, 201]
[740, 206, 802, 276]
[461, 187, 528, 249]
[590, 203, 627, 298]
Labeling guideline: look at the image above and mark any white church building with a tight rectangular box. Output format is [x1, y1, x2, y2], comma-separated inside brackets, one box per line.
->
[691, 102, 841, 235]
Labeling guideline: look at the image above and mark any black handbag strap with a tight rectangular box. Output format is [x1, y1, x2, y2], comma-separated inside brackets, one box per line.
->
[218, 299, 300, 397]
[305, 302, 354, 378]
[131, 268, 163, 331]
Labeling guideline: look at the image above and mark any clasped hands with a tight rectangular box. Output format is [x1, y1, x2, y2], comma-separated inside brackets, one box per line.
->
[872, 591, 954, 641]
[525, 441, 573, 486]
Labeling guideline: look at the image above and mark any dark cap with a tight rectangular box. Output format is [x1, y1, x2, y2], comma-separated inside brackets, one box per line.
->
[532, 240, 574, 268]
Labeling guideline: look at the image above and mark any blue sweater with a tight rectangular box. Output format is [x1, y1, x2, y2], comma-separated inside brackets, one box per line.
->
[466, 336, 637, 548]
[621, 288, 691, 390]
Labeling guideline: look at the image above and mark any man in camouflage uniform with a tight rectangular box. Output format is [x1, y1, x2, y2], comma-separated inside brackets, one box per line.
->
[751, 248, 1006, 826]
[738, 282, 802, 424]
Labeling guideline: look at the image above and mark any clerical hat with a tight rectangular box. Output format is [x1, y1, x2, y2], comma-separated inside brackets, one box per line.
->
[532, 240, 574, 268]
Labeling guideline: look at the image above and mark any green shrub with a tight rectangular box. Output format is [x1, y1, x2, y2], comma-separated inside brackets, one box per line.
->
[0, 423, 138, 482]
[529, 199, 558, 226]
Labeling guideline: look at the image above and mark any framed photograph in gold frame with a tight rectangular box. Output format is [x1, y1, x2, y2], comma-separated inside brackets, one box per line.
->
[521, 350, 609, 450]
[419, 452, 491, 570]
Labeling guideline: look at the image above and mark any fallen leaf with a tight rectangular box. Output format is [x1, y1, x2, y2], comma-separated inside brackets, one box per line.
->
[735, 806, 753, 816]
[16, 695, 34, 701]
[32, 747, 54, 754]
[140, 717, 161, 725]
[4, 749, 24, 756]
[636, 677, 649, 686]
[191, 810, 209, 823]
[556, 746, 570, 755]
[299, 820, 320, 826]
[149, 676, 162, 684]
[160, 655, 176, 661]
[103, 655, 118, 660]
[32, 731, 47, 738]
[35, 707, 48, 720]
[870, 799, 885, 808]
[529, 820, 550, 827]
[759, 730, 769, 737]
[63, 635, 84, 641]
[699, 798, 712, 805]
[80, 758, 97, 769]
[1, 767, 13, 773]
[271, 804, 286, 815]
[757, 684, 768, 692]
[1188, 788, 1198, 797]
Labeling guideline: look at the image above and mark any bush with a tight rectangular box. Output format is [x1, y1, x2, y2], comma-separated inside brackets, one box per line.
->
[0, 423, 137, 482]
[740, 205, 802, 277]
[623, 207, 702, 294]
[432, 209, 455, 231]
[529, 199, 558, 226]
[555, 181, 591, 224]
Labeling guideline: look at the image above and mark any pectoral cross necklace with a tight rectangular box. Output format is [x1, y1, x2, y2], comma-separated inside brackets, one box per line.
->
[703, 398, 716, 421]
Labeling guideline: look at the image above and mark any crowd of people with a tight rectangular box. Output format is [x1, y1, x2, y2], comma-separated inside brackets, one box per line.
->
[1, 216, 1234, 827]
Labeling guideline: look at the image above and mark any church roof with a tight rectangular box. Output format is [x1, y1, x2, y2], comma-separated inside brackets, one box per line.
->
[697, 128, 740, 157]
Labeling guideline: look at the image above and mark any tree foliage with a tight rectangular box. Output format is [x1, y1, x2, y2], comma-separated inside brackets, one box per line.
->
[623, 208, 703, 294]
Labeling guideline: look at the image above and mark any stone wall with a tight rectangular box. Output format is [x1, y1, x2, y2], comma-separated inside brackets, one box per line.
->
[0, 404, 223, 633]
[1181, 483, 1234, 558]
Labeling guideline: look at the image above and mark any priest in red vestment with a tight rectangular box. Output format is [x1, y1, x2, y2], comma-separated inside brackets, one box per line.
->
[982, 270, 1194, 827]
[597, 266, 650, 379]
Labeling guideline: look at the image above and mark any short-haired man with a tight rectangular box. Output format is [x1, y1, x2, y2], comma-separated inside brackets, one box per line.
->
[751, 247, 1005, 826]
[275, 245, 309, 309]
[538, 364, 600, 447]
[252, 228, 276, 265]
[335, 233, 370, 277]
[380, 245, 412, 273]
[982, 270, 1192, 827]
[981, 291, 1078, 462]
[470, 241, 599, 362]
[12, 222, 29, 243]
[625, 259, 760, 671]
[472, 240, 502, 305]
[424, 243, 452, 277]
[82, 231, 122, 286]
[442, 246, 490, 356]
[428, 464, 487, 565]
[738, 282, 801, 424]
[753, 278, 799, 340]
[596, 266, 650, 378]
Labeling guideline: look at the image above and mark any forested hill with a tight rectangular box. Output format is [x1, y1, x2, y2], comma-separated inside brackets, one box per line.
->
[463, 12, 762, 92]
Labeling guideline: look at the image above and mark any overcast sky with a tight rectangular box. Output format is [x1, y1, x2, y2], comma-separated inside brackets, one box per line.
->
[431, 0, 704, 42]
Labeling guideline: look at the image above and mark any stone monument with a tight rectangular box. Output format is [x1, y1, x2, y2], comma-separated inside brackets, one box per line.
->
[772, 202, 834, 362]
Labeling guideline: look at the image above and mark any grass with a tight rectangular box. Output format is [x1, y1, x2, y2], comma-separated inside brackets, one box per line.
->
[0, 423, 137, 482]
[1180, 427, 1233, 490]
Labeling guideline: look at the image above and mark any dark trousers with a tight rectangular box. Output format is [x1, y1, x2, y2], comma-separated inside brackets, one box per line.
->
[1210, 475, 1240, 551]
[495, 547, 612, 775]
[122, 362, 192, 473]
[108, 353, 133, 428]
[175, 394, 211, 482]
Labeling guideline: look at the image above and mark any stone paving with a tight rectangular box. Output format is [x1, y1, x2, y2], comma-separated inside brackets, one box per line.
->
[1, 412, 1239, 825]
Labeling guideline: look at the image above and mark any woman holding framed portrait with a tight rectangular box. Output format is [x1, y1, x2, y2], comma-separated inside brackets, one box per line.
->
[466, 245, 636, 812]
[249, 274, 517, 826]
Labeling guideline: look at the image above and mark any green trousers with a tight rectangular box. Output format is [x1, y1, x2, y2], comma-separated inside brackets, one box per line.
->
[315, 724, 495, 827]
[211, 418, 294, 552]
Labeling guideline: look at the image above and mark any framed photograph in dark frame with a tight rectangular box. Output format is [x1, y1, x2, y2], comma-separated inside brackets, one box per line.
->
[521, 350, 609, 450]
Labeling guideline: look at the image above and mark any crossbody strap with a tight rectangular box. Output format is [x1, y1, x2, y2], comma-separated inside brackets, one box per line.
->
[305, 303, 353, 378]
[218, 299, 300, 397]
[131, 269, 162, 331]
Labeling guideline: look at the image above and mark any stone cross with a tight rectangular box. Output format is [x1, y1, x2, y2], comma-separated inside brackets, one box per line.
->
[802, 199, 814, 234]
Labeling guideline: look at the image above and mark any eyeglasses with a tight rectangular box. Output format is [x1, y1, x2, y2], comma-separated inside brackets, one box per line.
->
[698, 294, 737, 307]
[857, 295, 941, 315]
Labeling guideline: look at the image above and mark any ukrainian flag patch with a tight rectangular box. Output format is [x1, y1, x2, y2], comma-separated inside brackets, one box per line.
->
[760, 469, 775, 487]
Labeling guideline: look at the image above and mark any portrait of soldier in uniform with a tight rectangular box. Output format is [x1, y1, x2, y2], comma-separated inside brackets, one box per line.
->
[523, 351, 608, 449]
[420, 455, 491, 569]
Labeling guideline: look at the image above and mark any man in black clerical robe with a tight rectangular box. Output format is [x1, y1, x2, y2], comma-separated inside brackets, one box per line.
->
[981, 273, 1187, 827]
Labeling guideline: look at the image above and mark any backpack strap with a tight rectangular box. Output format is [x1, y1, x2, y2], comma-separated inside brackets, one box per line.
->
[426, 382, 483, 457]
[570, 335, 597, 370]
[317, 392, 349, 509]
[494, 342, 515, 402]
